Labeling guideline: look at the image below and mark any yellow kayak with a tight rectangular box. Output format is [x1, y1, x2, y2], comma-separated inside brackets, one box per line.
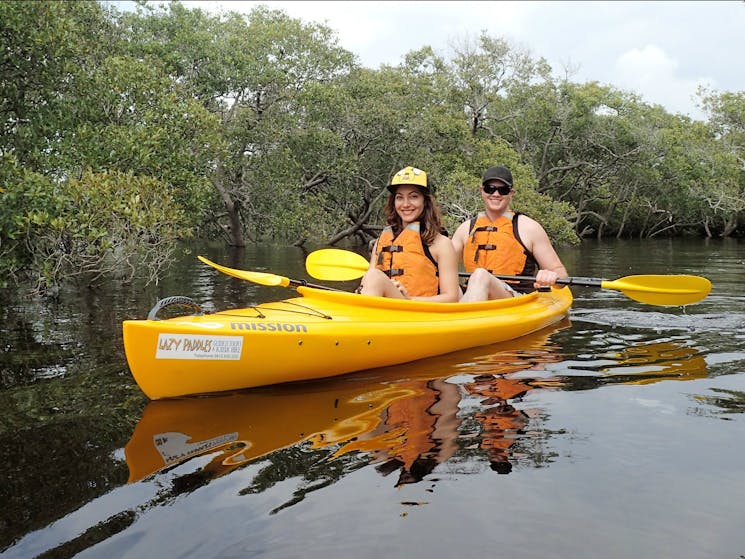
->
[122, 284, 572, 399]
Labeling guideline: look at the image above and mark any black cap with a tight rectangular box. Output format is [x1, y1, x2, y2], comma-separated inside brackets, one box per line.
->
[481, 166, 513, 188]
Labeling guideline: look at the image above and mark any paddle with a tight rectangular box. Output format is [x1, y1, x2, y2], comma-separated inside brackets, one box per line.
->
[198, 255, 338, 291]
[304, 248, 712, 306]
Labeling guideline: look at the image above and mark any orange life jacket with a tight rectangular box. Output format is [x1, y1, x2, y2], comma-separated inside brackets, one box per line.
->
[375, 222, 439, 297]
[462, 211, 538, 293]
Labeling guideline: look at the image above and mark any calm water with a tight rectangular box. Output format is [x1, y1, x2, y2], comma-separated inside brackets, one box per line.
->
[1, 239, 744, 559]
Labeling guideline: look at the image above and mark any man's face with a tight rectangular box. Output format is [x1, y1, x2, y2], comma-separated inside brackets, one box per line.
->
[481, 180, 513, 213]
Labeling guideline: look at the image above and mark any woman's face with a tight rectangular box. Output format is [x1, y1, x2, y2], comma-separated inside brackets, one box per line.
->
[393, 184, 425, 225]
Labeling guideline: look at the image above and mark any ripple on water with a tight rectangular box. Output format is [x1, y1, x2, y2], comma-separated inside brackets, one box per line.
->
[570, 308, 744, 335]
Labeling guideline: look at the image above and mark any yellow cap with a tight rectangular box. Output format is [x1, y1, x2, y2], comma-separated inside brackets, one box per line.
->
[387, 166, 428, 192]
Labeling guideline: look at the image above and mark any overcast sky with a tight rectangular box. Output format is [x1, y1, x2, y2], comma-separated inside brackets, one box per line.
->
[134, 1, 745, 121]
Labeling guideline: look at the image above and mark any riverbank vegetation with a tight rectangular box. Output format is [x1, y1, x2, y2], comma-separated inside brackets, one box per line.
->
[1, 1, 743, 289]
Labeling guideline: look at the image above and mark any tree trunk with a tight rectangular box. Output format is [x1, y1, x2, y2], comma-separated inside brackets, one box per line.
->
[327, 188, 388, 245]
[212, 162, 246, 247]
[721, 212, 738, 237]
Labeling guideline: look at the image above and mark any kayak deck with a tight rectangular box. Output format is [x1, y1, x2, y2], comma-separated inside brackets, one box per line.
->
[122, 286, 572, 399]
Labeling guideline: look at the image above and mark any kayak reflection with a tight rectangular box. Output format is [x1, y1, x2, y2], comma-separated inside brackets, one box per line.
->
[124, 380, 418, 483]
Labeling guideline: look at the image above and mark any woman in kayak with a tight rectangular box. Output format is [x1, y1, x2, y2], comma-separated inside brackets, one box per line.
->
[357, 166, 460, 302]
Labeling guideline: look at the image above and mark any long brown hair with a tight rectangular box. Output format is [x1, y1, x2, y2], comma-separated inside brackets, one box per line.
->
[384, 185, 445, 245]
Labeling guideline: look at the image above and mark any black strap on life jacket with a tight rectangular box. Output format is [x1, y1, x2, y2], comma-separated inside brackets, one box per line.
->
[468, 219, 500, 263]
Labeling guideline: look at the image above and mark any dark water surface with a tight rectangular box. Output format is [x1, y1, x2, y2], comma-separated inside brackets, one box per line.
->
[1, 239, 744, 559]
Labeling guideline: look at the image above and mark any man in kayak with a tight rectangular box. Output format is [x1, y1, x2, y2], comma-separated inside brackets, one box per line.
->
[452, 165, 568, 301]
[357, 166, 460, 302]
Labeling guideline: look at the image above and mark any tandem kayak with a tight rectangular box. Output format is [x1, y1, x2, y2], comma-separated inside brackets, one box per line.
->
[122, 284, 572, 400]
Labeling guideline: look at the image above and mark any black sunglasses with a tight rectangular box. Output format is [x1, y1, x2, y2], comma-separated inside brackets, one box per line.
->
[482, 183, 512, 195]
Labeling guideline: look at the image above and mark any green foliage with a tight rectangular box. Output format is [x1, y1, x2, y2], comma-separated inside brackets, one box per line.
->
[0, 153, 191, 289]
[34, 170, 190, 290]
[1, 0, 742, 289]
[698, 88, 745, 235]
[117, 2, 357, 246]
[0, 155, 59, 285]
[56, 54, 222, 221]
[0, 0, 110, 168]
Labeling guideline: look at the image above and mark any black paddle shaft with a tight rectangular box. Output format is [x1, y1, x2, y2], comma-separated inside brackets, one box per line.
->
[458, 272, 603, 288]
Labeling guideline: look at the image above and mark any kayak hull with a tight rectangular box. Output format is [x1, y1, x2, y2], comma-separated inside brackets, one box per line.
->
[122, 285, 572, 399]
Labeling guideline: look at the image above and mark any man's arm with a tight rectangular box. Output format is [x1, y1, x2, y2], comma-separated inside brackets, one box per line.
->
[451, 220, 470, 260]
[520, 217, 568, 286]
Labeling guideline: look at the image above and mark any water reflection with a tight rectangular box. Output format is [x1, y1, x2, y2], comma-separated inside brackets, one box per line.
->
[125, 325, 568, 488]
[125, 381, 415, 483]
[599, 341, 708, 385]
[540, 339, 710, 389]
[4, 327, 740, 558]
[689, 388, 745, 418]
[124, 320, 715, 511]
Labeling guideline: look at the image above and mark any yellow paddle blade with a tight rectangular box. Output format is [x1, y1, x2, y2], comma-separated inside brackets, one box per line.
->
[601, 275, 712, 306]
[306, 248, 369, 281]
[197, 256, 290, 287]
